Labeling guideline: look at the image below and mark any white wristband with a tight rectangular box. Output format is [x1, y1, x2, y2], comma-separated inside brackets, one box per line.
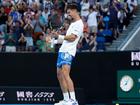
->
[54, 40, 58, 44]
[49, 39, 58, 44]
[58, 35, 65, 40]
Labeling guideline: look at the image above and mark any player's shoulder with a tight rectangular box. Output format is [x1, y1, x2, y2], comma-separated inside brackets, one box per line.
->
[74, 19, 84, 26]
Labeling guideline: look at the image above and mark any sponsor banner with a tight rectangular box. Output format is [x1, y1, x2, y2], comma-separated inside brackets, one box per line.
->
[0, 87, 85, 105]
[0, 87, 61, 104]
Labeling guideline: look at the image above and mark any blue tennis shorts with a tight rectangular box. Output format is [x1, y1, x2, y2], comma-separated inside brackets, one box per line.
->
[57, 52, 74, 68]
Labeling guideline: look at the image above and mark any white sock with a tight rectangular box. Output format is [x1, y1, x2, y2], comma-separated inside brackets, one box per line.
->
[69, 91, 76, 101]
[63, 92, 69, 101]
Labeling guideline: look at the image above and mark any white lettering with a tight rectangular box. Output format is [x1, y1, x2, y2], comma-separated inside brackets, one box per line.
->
[131, 52, 140, 61]
[0, 92, 5, 97]
[17, 91, 25, 98]
[26, 91, 33, 98]
[136, 62, 140, 66]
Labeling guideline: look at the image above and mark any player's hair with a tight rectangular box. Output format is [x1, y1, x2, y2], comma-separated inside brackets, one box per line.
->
[67, 2, 80, 12]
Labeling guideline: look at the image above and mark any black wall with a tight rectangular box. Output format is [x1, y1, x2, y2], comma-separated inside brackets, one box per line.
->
[0, 52, 139, 104]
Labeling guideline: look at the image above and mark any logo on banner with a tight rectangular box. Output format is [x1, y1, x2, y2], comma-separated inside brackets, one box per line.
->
[0, 92, 6, 101]
[16, 91, 55, 102]
[131, 52, 140, 66]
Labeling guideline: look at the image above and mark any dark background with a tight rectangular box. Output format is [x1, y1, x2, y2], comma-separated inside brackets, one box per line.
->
[0, 52, 139, 104]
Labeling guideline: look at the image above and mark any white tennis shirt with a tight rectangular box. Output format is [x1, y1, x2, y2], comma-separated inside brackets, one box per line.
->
[59, 19, 84, 56]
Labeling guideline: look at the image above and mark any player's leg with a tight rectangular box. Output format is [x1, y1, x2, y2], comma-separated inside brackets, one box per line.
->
[61, 65, 75, 99]
[61, 64, 78, 105]
[54, 52, 70, 105]
[54, 67, 70, 105]
[54, 52, 78, 105]
[57, 67, 69, 101]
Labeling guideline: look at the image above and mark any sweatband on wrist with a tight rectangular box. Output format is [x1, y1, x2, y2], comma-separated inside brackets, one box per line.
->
[54, 40, 58, 44]
[58, 35, 65, 40]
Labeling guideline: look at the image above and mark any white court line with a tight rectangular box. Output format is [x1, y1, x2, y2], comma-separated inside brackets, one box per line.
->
[120, 24, 140, 51]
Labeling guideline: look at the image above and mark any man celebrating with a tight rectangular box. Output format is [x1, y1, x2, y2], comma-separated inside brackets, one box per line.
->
[48, 3, 84, 105]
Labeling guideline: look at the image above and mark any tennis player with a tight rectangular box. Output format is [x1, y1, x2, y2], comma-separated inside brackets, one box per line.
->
[49, 3, 84, 105]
